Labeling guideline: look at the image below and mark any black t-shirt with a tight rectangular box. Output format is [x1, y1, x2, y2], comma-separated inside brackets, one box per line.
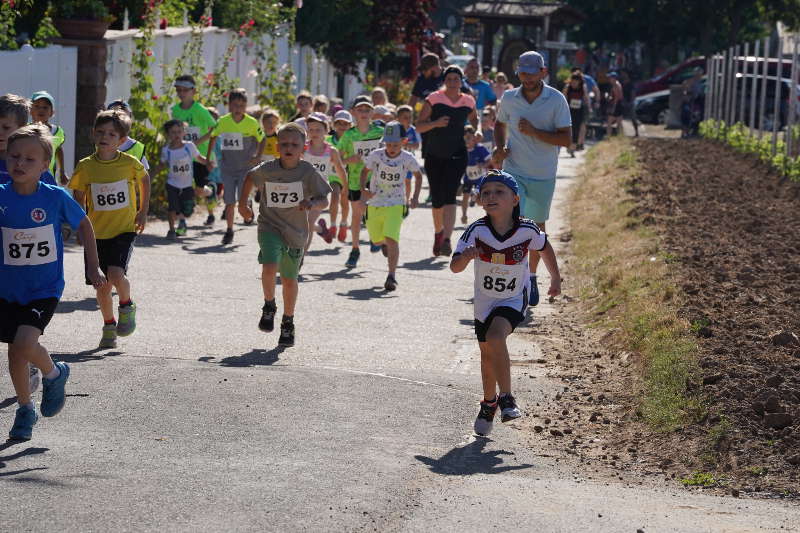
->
[412, 74, 473, 100]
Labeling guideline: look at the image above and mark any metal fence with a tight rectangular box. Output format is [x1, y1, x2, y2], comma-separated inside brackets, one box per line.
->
[705, 34, 799, 157]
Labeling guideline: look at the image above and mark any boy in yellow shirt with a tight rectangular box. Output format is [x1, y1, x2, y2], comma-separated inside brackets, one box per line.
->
[68, 110, 150, 349]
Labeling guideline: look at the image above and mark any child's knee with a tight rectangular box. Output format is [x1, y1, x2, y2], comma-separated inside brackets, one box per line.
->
[106, 267, 126, 285]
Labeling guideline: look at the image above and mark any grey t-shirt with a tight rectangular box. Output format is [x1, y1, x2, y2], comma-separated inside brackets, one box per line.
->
[250, 159, 332, 248]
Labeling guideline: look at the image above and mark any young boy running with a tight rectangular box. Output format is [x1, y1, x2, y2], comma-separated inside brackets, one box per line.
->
[450, 170, 561, 436]
[238, 123, 331, 346]
[461, 125, 491, 224]
[360, 121, 422, 291]
[337, 95, 384, 268]
[30, 91, 67, 184]
[107, 100, 150, 172]
[154, 120, 212, 239]
[0, 94, 57, 186]
[260, 108, 281, 162]
[303, 112, 346, 246]
[1, 124, 106, 440]
[171, 75, 218, 224]
[396, 105, 420, 152]
[289, 90, 313, 122]
[207, 88, 265, 245]
[69, 110, 150, 349]
[327, 110, 353, 243]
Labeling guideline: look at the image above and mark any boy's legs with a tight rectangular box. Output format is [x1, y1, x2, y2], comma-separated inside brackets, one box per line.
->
[168, 211, 177, 231]
[261, 263, 278, 301]
[482, 316, 513, 394]
[385, 237, 399, 275]
[350, 195, 365, 249]
[281, 277, 299, 317]
[339, 186, 349, 226]
[9, 326, 56, 405]
[329, 183, 341, 229]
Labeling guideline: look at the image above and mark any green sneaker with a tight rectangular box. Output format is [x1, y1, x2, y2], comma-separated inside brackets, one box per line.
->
[117, 303, 137, 337]
[99, 324, 117, 349]
[175, 222, 187, 237]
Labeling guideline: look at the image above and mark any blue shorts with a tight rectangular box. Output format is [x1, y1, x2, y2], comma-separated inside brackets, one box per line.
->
[508, 173, 556, 223]
[462, 176, 480, 190]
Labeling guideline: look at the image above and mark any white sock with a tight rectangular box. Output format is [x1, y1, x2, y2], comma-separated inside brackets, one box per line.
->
[44, 365, 60, 381]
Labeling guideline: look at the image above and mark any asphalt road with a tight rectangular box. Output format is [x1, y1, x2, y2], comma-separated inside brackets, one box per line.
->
[1, 150, 798, 532]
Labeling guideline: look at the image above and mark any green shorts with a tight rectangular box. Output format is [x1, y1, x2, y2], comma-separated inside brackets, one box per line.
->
[258, 231, 304, 280]
[365, 204, 405, 243]
[509, 174, 556, 223]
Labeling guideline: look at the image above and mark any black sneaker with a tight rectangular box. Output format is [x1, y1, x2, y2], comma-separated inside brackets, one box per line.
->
[205, 214, 215, 225]
[498, 394, 522, 422]
[222, 229, 234, 245]
[278, 320, 295, 346]
[384, 274, 397, 292]
[474, 399, 498, 436]
[259, 302, 277, 332]
[345, 248, 360, 268]
[440, 238, 452, 257]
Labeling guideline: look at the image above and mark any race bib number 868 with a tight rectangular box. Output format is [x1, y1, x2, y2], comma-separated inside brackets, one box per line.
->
[90, 180, 130, 212]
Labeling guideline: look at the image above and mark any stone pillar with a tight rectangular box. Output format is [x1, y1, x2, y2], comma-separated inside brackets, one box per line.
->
[50, 37, 109, 162]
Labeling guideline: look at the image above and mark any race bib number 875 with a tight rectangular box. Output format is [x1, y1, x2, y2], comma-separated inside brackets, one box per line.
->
[2, 224, 56, 266]
[90, 180, 130, 212]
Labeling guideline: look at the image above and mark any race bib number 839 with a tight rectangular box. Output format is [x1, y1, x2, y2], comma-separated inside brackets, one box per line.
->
[2, 224, 56, 266]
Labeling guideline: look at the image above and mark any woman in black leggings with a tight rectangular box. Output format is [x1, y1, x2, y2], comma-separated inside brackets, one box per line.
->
[563, 72, 589, 156]
[415, 66, 478, 256]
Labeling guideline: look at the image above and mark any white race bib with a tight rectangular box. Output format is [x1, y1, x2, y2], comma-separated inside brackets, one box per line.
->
[90, 180, 130, 212]
[265, 181, 304, 208]
[476, 259, 526, 298]
[466, 165, 483, 181]
[570, 98, 583, 110]
[2, 224, 56, 266]
[304, 153, 331, 176]
[375, 164, 403, 184]
[220, 132, 244, 151]
[353, 139, 382, 159]
[184, 127, 201, 143]
[168, 155, 193, 187]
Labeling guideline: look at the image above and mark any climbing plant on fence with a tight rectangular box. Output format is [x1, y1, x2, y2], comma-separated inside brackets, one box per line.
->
[699, 120, 800, 182]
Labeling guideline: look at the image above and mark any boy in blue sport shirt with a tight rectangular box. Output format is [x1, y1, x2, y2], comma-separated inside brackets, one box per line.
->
[0, 94, 57, 186]
[1, 124, 106, 440]
[461, 125, 491, 224]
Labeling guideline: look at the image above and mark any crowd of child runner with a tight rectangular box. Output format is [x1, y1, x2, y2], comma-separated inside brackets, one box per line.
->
[0, 49, 567, 441]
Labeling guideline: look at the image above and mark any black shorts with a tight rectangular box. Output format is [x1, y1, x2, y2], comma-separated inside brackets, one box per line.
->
[167, 184, 195, 217]
[474, 306, 526, 342]
[424, 151, 468, 209]
[85, 232, 136, 284]
[193, 161, 209, 188]
[0, 297, 58, 343]
[348, 189, 361, 202]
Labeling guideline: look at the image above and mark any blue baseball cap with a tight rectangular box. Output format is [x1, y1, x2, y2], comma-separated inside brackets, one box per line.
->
[517, 51, 545, 74]
[477, 170, 519, 195]
[382, 121, 406, 143]
[31, 91, 55, 107]
[107, 99, 132, 113]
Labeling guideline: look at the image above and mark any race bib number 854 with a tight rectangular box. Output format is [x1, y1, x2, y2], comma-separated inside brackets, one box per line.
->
[2, 224, 56, 266]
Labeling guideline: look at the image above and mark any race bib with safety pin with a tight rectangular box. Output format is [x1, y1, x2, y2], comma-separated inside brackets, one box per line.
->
[90, 180, 130, 212]
[466, 165, 483, 182]
[184, 127, 201, 143]
[2, 224, 56, 266]
[265, 181, 304, 208]
[476, 259, 526, 298]
[220, 132, 244, 151]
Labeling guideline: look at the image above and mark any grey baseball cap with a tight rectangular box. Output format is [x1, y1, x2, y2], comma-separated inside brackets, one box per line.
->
[333, 110, 353, 123]
[382, 121, 406, 143]
[517, 51, 545, 74]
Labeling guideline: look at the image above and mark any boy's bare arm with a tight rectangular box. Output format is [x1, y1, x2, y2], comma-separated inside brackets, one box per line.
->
[450, 246, 478, 273]
[77, 217, 106, 289]
[538, 241, 562, 298]
[206, 136, 218, 160]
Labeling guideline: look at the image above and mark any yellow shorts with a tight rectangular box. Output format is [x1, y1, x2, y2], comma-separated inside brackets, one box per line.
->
[365, 204, 405, 243]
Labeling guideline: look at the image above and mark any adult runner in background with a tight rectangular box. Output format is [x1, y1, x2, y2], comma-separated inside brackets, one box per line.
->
[493, 51, 571, 306]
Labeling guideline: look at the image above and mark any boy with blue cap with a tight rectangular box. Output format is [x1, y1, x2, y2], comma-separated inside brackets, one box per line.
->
[493, 51, 571, 308]
[30, 91, 67, 184]
[360, 121, 422, 291]
[451, 169, 561, 436]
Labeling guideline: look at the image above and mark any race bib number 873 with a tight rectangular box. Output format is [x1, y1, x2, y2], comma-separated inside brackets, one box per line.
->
[90, 180, 130, 212]
[2, 224, 56, 266]
[265, 181, 304, 208]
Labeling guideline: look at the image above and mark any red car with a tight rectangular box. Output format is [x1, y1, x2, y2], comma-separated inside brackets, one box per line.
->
[635, 57, 706, 98]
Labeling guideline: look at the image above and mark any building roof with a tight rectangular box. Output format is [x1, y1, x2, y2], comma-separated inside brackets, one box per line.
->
[461, 1, 584, 23]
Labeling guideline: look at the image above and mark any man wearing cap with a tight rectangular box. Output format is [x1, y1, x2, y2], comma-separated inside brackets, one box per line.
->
[30, 90, 67, 183]
[465, 58, 497, 111]
[606, 71, 624, 137]
[493, 50, 571, 306]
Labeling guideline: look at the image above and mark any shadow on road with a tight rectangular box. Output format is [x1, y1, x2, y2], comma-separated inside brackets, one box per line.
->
[458, 318, 474, 326]
[181, 243, 244, 254]
[199, 347, 285, 367]
[0, 396, 16, 410]
[0, 442, 49, 478]
[56, 297, 98, 314]
[301, 269, 365, 283]
[305, 248, 342, 257]
[415, 437, 533, 476]
[54, 348, 123, 364]
[335, 287, 397, 300]
[401, 257, 447, 271]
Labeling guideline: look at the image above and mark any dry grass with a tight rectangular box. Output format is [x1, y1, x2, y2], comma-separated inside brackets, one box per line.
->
[568, 137, 703, 431]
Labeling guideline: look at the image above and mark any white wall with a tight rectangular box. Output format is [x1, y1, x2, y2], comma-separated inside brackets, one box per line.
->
[0, 44, 78, 173]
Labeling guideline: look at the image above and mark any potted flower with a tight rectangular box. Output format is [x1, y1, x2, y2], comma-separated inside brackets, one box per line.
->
[53, 0, 115, 40]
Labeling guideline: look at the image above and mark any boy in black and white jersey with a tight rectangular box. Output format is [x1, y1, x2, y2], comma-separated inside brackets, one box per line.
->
[451, 170, 561, 436]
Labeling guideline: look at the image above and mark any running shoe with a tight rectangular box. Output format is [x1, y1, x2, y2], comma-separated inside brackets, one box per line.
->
[498, 393, 522, 422]
[99, 324, 117, 349]
[345, 248, 360, 268]
[474, 399, 498, 436]
[29, 364, 40, 395]
[175, 220, 187, 236]
[337, 224, 348, 243]
[205, 214, 215, 226]
[432, 231, 444, 256]
[9, 404, 38, 440]
[317, 219, 333, 243]
[369, 241, 381, 253]
[440, 238, 452, 257]
[529, 274, 540, 306]
[278, 321, 295, 347]
[166, 229, 177, 240]
[222, 229, 234, 245]
[384, 274, 397, 292]
[259, 301, 276, 332]
[40, 362, 70, 417]
[326, 226, 337, 243]
[117, 303, 137, 337]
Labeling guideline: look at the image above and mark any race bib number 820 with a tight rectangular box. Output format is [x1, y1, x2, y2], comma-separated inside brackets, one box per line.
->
[2, 224, 56, 266]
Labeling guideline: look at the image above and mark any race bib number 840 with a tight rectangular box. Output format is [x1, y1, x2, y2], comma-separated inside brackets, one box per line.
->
[90, 180, 130, 212]
[2, 224, 56, 266]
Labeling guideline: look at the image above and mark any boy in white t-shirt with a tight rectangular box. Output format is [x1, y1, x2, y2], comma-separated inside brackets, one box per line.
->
[359, 121, 422, 291]
[154, 120, 212, 239]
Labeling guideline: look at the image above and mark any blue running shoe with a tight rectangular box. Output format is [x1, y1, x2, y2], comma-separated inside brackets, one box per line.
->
[9, 404, 38, 440]
[529, 275, 540, 306]
[369, 241, 381, 253]
[41, 362, 70, 417]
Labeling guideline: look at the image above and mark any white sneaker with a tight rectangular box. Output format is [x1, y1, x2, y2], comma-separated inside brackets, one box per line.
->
[499, 394, 522, 422]
[474, 400, 498, 436]
[29, 364, 40, 394]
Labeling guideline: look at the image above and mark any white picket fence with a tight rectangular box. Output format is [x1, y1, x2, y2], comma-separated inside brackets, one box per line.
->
[0, 44, 78, 173]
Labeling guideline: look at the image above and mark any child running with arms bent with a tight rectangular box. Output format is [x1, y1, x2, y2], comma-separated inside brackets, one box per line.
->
[238, 123, 331, 346]
[450, 170, 561, 436]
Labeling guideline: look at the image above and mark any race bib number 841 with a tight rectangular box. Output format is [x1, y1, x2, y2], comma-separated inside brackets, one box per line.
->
[220, 132, 244, 151]
[2, 224, 56, 266]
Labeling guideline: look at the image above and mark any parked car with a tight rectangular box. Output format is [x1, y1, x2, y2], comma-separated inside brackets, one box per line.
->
[635, 57, 706, 98]
[635, 78, 706, 125]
